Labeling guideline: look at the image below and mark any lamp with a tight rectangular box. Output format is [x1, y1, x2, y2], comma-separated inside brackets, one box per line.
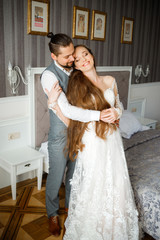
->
[135, 64, 150, 83]
[8, 62, 31, 95]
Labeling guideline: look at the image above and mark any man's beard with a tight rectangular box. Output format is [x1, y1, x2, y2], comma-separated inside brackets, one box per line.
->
[58, 62, 73, 69]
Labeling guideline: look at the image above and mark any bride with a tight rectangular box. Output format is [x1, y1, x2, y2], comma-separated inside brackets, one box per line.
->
[49, 45, 139, 240]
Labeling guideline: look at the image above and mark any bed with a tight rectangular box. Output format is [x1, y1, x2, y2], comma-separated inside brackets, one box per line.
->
[124, 129, 160, 239]
[28, 66, 160, 239]
[119, 108, 160, 239]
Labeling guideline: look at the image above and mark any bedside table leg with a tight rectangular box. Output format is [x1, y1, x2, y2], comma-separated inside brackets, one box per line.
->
[11, 166, 16, 200]
[37, 158, 43, 190]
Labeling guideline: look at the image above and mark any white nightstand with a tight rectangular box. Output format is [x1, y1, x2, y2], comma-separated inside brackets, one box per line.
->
[0, 146, 44, 200]
[138, 117, 158, 129]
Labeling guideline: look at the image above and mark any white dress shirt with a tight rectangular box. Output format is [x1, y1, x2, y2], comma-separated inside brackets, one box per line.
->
[41, 61, 100, 122]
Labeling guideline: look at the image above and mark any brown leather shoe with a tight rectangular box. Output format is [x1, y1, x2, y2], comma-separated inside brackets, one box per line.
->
[64, 208, 68, 214]
[49, 215, 61, 236]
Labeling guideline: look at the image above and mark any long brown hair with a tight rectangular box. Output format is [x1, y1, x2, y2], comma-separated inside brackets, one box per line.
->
[66, 54, 117, 160]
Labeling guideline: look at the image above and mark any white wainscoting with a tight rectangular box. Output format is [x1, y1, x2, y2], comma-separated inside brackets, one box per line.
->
[130, 82, 160, 122]
[0, 117, 29, 151]
[0, 95, 29, 120]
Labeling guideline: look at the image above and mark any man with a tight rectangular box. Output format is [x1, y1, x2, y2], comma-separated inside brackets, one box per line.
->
[41, 32, 111, 236]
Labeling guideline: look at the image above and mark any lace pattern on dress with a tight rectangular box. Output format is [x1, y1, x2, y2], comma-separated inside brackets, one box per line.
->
[63, 129, 139, 240]
[113, 80, 123, 119]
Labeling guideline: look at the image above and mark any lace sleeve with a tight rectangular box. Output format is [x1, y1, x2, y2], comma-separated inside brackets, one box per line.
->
[113, 81, 124, 119]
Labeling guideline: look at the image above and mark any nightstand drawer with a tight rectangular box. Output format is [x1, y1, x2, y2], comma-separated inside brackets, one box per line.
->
[17, 159, 39, 175]
[147, 123, 156, 129]
[138, 117, 157, 130]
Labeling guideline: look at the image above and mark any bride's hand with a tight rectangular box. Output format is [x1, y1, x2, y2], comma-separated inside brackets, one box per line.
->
[100, 108, 118, 123]
[45, 81, 62, 104]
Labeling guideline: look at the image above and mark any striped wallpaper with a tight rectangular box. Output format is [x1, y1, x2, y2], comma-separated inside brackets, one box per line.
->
[0, 0, 160, 97]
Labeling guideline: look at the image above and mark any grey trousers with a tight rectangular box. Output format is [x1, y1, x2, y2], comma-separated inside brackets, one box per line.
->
[46, 135, 76, 218]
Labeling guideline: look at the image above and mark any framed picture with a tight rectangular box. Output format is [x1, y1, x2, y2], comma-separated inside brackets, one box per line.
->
[27, 0, 50, 35]
[91, 10, 107, 41]
[72, 6, 90, 39]
[121, 17, 134, 44]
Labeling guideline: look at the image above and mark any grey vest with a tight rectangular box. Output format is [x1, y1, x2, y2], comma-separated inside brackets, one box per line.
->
[43, 61, 69, 141]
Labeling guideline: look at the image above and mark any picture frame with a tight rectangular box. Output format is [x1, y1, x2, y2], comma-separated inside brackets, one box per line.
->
[27, 0, 50, 36]
[91, 10, 107, 41]
[72, 6, 90, 39]
[121, 17, 134, 44]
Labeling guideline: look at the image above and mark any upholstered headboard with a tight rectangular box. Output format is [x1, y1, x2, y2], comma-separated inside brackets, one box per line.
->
[29, 66, 132, 149]
[96, 66, 131, 110]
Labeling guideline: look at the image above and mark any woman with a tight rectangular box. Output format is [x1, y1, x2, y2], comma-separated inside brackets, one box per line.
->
[49, 45, 139, 240]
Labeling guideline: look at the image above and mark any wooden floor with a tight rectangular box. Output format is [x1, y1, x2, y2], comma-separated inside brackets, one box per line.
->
[0, 174, 155, 240]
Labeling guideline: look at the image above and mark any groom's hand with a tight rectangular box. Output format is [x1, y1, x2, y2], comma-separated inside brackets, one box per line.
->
[45, 81, 62, 104]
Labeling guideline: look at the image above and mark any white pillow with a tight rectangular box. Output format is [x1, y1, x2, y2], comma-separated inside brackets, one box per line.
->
[119, 110, 142, 139]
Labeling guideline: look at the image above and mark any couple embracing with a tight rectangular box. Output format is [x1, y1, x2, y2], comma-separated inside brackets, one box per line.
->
[41, 32, 139, 240]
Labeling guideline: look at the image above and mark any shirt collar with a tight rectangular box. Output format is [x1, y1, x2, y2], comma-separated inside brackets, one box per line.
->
[54, 60, 73, 76]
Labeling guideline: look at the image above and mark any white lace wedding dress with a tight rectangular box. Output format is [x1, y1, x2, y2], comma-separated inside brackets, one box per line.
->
[63, 84, 139, 240]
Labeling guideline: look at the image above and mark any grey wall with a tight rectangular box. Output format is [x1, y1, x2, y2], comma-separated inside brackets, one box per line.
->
[0, 0, 160, 97]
